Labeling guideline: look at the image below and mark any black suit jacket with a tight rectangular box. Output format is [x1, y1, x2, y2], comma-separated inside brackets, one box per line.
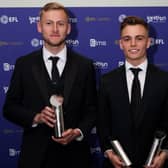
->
[97, 63, 168, 167]
[3, 48, 97, 168]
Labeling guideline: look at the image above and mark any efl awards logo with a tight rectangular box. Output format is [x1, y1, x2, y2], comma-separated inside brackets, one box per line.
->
[0, 15, 19, 24]
[31, 38, 43, 47]
[150, 38, 165, 46]
[118, 14, 127, 23]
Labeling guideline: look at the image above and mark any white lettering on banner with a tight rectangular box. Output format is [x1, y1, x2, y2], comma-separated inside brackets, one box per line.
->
[3, 63, 15, 71]
[29, 16, 39, 24]
[66, 39, 79, 47]
[90, 39, 107, 47]
[3, 86, 9, 94]
[69, 17, 78, 23]
[85, 16, 111, 22]
[147, 16, 167, 23]
[118, 61, 124, 67]
[0, 41, 23, 47]
[93, 61, 108, 69]
[150, 38, 165, 46]
[0, 15, 19, 24]
[9, 148, 20, 157]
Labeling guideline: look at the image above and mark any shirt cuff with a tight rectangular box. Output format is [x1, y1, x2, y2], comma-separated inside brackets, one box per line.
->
[32, 123, 38, 127]
[75, 128, 84, 141]
[104, 149, 113, 158]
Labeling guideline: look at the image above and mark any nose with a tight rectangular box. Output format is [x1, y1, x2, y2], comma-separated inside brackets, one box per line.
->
[53, 23, 58, 32]
[130, 38, 136, 46]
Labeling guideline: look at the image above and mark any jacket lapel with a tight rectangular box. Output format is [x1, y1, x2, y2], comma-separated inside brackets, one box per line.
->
[31, 50, 50, 106]
[63, 50, 78, 107]
[120, 66, 130, 108]
[135, 64, 153, 129]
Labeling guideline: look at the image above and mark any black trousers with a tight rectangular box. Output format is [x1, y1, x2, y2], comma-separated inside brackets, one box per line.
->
[42, 140, 93, 168]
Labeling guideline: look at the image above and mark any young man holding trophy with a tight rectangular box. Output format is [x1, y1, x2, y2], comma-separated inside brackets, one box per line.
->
[97, 16, 168, 168]
[3, 2, 97, 168]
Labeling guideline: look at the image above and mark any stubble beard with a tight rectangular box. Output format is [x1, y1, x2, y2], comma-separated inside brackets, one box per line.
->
[43, 36, 66, 48]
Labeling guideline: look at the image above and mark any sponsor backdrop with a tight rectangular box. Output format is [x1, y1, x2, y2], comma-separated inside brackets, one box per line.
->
[0, 4, 168, 168]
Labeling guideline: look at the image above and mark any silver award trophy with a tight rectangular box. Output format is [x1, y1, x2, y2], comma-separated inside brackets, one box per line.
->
[111, 140, 132, 167]
[50, 95, 64, 138]
[145, 130, 166, 167]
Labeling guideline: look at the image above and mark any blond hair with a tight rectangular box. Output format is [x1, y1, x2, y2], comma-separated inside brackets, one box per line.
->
[39, 2, 69, 20]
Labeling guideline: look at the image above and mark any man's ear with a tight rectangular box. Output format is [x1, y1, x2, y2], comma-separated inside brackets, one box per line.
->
[37, 21, 42, 33]
[119, 39, 123, 50]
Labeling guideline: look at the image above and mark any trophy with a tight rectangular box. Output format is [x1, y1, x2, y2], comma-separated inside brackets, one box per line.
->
[145, 130, 166, 166]
[111, 140, 132, 167]
[50, 95, 64, 138]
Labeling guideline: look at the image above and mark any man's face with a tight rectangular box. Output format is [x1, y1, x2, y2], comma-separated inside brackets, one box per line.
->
[37, 9, 71, 49]
[119, 25, 151, 65]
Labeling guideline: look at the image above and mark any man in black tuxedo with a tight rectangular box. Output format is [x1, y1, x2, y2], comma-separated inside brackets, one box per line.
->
[3, 2, 97, 168]
[97, 16, 168, 168]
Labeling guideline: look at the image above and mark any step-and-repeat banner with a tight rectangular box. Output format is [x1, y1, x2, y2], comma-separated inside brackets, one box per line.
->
[0, 6, 168, 168]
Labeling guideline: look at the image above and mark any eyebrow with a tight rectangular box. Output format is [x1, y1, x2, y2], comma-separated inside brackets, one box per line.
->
[121, 35, 147, 39]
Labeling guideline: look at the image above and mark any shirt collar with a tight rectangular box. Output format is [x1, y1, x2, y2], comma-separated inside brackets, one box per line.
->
[125, 59, 148, 73]
[43, 46, 67, 63]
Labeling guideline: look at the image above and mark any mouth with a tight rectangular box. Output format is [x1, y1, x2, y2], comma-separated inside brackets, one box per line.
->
[129, 49, 139, 54]
[50, 34, 60, 37]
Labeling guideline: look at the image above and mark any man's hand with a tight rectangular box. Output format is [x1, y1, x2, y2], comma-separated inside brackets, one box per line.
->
[51, 128, 81, 145]
[33, 106, 56, 127]
[105, 150, 126, 168]
[144, 151, 168, 168]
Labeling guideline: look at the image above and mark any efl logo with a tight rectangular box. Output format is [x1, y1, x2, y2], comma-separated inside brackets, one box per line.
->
[3, 63, 15, 71]
[0, 15, 19, 24]
[118, 14, 127, 23]
[90, 38, 107, 47]
[150, 38, 165, 46]
[9, 148, 20, 157]
[31, 38, 43, 47]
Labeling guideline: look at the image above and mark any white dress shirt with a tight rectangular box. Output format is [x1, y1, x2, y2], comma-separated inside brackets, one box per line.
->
[43, 46, 67, 78]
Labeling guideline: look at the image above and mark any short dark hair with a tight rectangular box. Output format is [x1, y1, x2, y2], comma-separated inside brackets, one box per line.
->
[120, 16, 149, 35]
